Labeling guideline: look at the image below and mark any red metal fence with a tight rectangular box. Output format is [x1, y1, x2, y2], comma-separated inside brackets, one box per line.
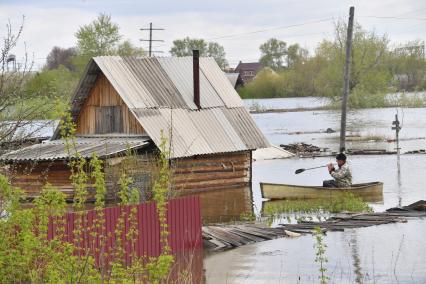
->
[47, 195, 202, 265]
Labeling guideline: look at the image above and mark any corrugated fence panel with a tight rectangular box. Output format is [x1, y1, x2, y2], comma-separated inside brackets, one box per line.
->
[47, 196, 202, 266]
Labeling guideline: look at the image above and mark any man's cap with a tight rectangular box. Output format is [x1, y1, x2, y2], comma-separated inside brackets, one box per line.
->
[336, 153, 347, 161]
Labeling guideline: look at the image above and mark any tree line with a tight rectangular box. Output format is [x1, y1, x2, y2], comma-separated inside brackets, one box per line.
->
[239, 22, 426, 108]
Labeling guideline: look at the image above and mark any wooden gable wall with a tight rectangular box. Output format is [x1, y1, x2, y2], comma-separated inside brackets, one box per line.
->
[76, 74, 145, 135]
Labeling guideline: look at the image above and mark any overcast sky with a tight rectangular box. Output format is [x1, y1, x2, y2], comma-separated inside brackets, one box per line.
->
[1, 0, 425, 69]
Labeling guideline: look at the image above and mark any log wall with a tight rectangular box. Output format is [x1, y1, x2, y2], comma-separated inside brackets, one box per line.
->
[171, 151, 252, 194]
[8, 151, 253, 222]
[9, 162, 74, 201]
[76, 74, 145, 135]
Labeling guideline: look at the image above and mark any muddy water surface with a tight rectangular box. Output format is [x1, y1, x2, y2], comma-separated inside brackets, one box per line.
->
[204, 98, 426, 283]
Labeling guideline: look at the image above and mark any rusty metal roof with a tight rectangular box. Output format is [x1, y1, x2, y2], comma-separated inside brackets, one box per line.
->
[0, 137, 150, 162]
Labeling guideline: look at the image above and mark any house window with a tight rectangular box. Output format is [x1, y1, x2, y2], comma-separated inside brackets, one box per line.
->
[95, 106, 123, 133]
[244, 70, 255, 76]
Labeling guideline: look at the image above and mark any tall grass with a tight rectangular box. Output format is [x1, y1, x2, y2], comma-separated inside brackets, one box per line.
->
[263, 192, 372, 217]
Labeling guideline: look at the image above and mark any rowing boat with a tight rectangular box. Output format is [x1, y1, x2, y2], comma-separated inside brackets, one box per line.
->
[260, 182, 383, 202]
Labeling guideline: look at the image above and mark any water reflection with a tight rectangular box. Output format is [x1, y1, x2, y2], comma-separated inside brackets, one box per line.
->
[205, 220, 426, 283]
[190, 186, 253, 224]
[349, 232, 363, 284]
[397, 153, 402, 207]
[169, 249, 204, 283]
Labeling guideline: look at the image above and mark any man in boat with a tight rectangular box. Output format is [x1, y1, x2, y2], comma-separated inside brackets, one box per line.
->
[323, 153, 352, 188]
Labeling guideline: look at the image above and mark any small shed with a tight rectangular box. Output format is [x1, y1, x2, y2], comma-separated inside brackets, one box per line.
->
[1, 55, 269, 210]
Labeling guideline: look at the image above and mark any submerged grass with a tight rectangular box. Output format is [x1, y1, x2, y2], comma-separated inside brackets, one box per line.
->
[263, 192, 372, 216]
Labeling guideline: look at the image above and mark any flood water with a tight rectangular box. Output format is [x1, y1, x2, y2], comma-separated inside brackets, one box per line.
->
[204, 97, 426, 283]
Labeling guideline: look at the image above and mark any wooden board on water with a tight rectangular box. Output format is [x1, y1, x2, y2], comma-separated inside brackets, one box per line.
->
[260, 181, 383, 202]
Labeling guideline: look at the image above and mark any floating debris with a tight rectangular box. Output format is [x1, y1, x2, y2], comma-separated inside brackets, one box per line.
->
[280, 143, 325, 154]
[203, 201, 426, 251]
[346, 149, 396, 155]
[203, 224, 301, 251]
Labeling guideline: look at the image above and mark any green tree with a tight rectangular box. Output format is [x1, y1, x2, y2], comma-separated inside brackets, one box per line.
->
[170, 37, 228, 69]
[314, 21, 391, 107]
[74, 14, 144, 72]
[24, 66, 78, 118]
[287, 43, 308, 68]
[238, 68, 284, 99]
[388, 40, 426, 91]
[206, 42, 228, 69]
[116, 40, 145, 56]
[0, 18, 58, 145]
[259, 38, 287, 70]
[76, 13, 121, 58]
[45, 46, 77, 71]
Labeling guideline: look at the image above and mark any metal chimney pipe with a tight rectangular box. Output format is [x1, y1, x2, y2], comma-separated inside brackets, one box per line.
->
[193, 50, 201, 109]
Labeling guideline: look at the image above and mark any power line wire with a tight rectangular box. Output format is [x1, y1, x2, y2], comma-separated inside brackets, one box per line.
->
[206, 17, 334, 40]
[360, 15, 426, 21]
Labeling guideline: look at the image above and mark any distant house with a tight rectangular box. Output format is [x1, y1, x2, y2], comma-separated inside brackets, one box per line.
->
[224, 72, 244, 89]
[1, 55, 269, 216]
[234, 61, 263, 84]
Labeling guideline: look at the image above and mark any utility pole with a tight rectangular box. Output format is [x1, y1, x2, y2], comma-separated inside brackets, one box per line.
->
[140, 23, 164, 57]
[339, 6, 355, 153]
[392, 113, 402, 206]
[392, 113, 401, 155]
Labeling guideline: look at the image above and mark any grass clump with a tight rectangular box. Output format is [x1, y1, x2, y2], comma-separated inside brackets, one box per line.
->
[263, 192, 372, 216]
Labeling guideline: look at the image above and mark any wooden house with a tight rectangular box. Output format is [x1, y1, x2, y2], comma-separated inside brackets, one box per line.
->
[234, 61, 263, 84]
[0, 54, 269, 218]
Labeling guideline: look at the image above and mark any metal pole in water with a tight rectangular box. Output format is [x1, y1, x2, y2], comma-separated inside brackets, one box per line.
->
[392, 113, 402, 206]
[392, 114, 401, 155]
[339, 6, 355, 153]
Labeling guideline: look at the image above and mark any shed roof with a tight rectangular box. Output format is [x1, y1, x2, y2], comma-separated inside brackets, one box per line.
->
[54, 56, 269, 158]
[0, 136, 150, 162]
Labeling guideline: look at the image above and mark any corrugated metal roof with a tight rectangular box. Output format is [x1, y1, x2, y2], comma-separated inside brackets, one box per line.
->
[132, 107, 269, 158]
[199, 59, 243, 107]
[157, 57, 225, 109]
[222, 108, 269, 150]
[253, 146, 294, 160]
[0, 137, 150, 162]
[225, 73, 239, 88]
[52, 55, 270, 157]
[122, 57, 187, 108]
[95, 56, 154, 109]
[0, 120, 58, 142]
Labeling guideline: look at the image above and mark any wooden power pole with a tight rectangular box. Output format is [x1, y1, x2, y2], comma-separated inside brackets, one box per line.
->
[140, 23, 164, 57]
[339, 6, 355, 153]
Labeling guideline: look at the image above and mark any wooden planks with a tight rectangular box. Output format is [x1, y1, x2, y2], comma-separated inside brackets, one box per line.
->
[76, 73, 145, 135]
[279, 210, 426, 233]
[203, 204, 426, 251]
[203, 224, 301, 251]
[95, 106, 123, 133]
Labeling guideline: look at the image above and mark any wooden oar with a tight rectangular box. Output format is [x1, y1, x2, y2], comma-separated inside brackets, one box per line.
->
[295, 165, 329, 174]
